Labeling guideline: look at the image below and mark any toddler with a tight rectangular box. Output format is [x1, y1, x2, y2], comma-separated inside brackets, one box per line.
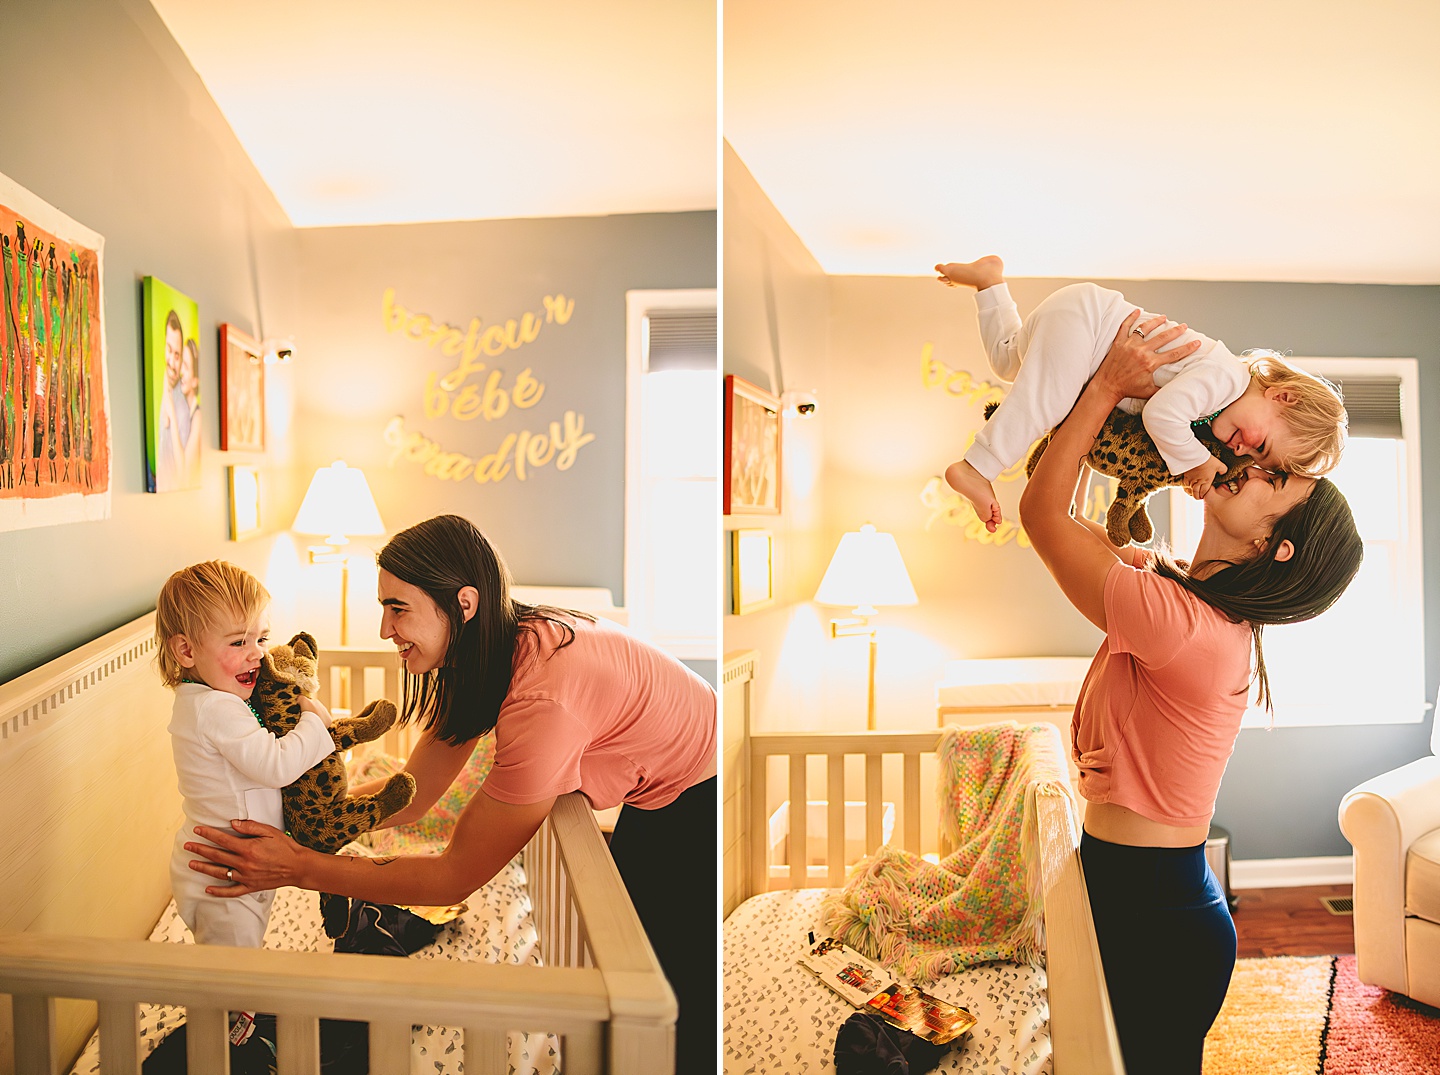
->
[938, 256, 1347, 532]
[155, 561, 336, 948]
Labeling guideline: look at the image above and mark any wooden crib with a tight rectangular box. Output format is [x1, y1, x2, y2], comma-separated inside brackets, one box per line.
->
[0, 612, 674, 1075]
[722, 649, 1124, 1075]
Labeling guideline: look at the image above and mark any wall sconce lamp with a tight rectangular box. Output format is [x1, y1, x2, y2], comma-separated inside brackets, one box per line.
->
[261, 337, 295, 364]
[814, 523, 918, 730]
[292, 461, 385, 646]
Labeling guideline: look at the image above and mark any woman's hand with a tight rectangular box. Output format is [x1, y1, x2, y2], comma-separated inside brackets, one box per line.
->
[185, 820, 309, 898]
[1092, 310, 1201, 404]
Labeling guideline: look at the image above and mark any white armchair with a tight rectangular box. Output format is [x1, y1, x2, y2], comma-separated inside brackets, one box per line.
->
[1338, 718, 1440, 1008]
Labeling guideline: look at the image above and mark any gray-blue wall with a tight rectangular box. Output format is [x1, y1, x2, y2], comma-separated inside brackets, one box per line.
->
[294, 213, 716, 605]
[0, 0, 299, 682]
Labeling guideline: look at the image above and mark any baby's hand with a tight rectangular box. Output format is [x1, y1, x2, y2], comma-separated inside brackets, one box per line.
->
[1183, 457, 1227, 500]
[298, 694, 333, 728]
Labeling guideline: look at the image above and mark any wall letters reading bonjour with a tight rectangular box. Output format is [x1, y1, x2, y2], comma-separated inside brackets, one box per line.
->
[920, 341, 1112, 546]
[381, 288, 594, 484]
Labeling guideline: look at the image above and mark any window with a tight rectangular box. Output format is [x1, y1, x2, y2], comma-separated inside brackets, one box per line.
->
[625, 290, 718, 658]
[1170, 358, 1425, 727]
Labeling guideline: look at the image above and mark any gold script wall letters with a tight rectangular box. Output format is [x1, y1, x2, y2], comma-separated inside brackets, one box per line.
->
[382, 288, 595, 485]
[384, 413, 596, 484]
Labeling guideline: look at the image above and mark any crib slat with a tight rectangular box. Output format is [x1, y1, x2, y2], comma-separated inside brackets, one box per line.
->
[464, 1026, 509, 1074]
[788, 753, 806, 889]
[865, 755, 883, 849]
[750, 751, 769, 895]
[98, 1000, 143, 1075]
[12, 994, 58, 1075]
[827, 754, 845, 886]
[277, 1014, 321, 1074]
[564, 1021, 603, 1075]
[903, 752, 921, 851]
[186, 1007, 230, 1074]
[370, 1022, 411, 1073]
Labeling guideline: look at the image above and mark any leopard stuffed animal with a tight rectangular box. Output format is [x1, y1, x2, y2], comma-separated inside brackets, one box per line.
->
[251, 631, 417, 936]
[1009, 405, 1254, 547]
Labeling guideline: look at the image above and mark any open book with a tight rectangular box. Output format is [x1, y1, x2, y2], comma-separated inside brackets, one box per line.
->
[797, 936, 977, 1046]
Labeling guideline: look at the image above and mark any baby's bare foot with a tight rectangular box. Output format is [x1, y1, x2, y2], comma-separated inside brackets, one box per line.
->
[944, 460, 1001, 533]
[935, 256, 1005, 291]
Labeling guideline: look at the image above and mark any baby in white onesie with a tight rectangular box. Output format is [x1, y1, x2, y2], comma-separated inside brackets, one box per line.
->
[937, 256, 1347, 535]
[155, 560, 335, 948]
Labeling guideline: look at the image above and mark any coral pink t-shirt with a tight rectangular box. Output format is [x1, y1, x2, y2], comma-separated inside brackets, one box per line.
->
[481, 616, 716, 811]
[1071, 561, 1252, 827]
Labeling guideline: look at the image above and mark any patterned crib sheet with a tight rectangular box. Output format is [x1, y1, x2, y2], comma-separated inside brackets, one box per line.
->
[724, 888, 1051, 1075]
[68, 848, 559, 1075]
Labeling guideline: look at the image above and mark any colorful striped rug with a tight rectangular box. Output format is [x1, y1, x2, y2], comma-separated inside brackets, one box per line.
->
[1203, 955, 1440, 1074]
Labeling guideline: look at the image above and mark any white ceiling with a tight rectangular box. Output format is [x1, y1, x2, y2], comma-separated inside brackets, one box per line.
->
[150, 0, 717, 228]
[725, 0, 1440, 284]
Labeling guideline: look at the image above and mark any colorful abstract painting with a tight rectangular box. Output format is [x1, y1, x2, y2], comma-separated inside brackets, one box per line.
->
[0, 170, 110, 531]
[142, 276, 201, 493]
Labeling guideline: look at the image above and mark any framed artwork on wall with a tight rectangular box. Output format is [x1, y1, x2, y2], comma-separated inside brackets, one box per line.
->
[730, 528, 774, 615]
[141, 276, 201, 493]
[227, 464, 260, 540]
[723, 374, 781, 515]
[0, 168, 112, 532]
[219, 323, 264, 452]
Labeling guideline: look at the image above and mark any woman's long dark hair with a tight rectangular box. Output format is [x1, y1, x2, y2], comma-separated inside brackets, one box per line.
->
[377, 514, 593, 745]
[1149, 478, 1363, 712]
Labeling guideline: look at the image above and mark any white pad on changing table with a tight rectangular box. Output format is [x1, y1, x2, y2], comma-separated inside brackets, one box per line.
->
[67, 850, 560, 1075]
[936, 657, 1093, 711]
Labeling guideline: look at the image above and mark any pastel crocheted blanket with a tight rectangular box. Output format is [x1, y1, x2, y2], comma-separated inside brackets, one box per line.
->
[819, 721, 1072, 984]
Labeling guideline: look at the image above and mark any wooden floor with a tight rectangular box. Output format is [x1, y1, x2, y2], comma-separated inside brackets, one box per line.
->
[1232, 883, 1354, 959]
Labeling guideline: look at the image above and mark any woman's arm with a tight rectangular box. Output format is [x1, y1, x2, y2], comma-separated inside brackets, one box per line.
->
[187, 787, 557, 907]
[1018, 310, 1198, 629]
[352, 726, 477, 829]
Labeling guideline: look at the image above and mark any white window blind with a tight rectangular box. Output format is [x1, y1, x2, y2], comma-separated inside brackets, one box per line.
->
[624, 291, 718, 659]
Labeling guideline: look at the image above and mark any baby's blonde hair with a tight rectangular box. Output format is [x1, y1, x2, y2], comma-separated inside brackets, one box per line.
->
[153, 561, 269, 688]
[1244, 350, 1347, 477]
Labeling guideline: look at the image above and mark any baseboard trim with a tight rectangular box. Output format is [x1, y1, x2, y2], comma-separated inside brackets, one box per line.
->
[1231, 855, 1354, 889]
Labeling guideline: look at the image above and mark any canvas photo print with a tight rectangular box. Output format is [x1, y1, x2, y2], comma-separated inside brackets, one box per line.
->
[143, 276, 200, 493]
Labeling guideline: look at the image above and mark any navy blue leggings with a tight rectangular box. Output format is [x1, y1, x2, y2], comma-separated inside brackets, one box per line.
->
[1080, 832, 1237, 1075]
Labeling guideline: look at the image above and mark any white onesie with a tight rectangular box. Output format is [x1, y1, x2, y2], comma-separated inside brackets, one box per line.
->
[168, 682, 334, 947]
[964, 282, 1250, 480]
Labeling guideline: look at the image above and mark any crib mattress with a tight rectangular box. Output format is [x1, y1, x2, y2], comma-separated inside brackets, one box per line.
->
[67, 852, 559, 1075]
[724, 888, 1051, 1075]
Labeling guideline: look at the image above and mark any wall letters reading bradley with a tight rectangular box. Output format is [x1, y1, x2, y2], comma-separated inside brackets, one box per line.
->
[380, 288, 596, 484]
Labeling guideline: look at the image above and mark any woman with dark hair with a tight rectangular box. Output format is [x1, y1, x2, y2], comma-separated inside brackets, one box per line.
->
[186, 514, 717, 1071]
[1021, 309, 1364, 1075]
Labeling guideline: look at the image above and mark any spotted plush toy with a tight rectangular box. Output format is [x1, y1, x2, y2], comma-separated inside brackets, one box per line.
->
[1013, 405, 1253, 546]
[250, 631, 416, 936]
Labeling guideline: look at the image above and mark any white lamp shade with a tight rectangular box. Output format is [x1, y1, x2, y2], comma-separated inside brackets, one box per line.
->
[814, 524, 918, 609]
[292, 461, 385, 543]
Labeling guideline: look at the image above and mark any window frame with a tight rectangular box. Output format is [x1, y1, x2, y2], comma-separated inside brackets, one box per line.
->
[624, 288, 719, 659]
[1168, 356, 1426, 728]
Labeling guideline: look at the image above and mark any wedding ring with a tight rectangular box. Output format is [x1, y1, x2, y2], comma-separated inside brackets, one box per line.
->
[1130, 326, 1146, 336]
[227, 869, 234, 881]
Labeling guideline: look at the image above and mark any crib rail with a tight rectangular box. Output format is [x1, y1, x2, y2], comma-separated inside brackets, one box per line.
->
[749, 729, 948, 892]
[315, 647, 418, 761]
[744, 725, 1124, 1075]
[0, 794, 675, 1075]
